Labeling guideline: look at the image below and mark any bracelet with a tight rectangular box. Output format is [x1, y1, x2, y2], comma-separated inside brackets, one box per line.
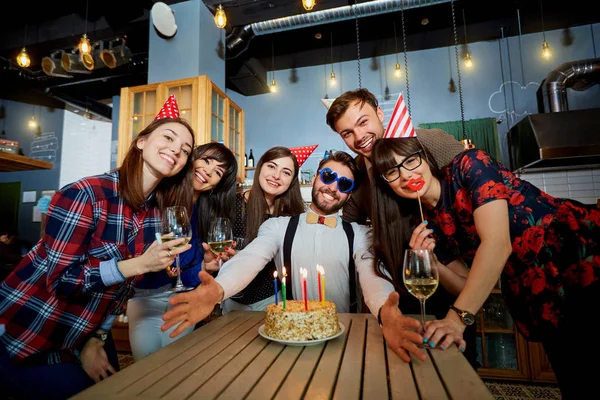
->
[377, 306, 383, 328]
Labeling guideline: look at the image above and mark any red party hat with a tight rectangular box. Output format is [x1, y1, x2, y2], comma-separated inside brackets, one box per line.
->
[289, 144, 318, 168]
[154, 94, 180, 120]
[383, 92, 416, 139]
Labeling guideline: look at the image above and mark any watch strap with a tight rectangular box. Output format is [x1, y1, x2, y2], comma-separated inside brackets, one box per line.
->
[91, 332, 107, 342]
[377, 306, 383, 328]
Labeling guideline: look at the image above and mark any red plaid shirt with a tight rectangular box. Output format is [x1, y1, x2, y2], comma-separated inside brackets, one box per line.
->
[0, 171, 160, 365]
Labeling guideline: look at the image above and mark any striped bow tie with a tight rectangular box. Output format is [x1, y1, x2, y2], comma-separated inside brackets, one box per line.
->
[306, 212, 337, 228]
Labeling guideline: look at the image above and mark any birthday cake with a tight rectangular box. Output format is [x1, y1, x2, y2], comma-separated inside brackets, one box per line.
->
[264, 300, 340, 341]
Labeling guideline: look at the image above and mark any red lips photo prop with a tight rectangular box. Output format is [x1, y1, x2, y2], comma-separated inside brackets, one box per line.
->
[407, 178, 425, 192]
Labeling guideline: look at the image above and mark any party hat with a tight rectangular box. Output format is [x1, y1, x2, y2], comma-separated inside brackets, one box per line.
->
[154, 94, 180, 120]
[289, 144, 318, 168]
[383, 92, 416, 138]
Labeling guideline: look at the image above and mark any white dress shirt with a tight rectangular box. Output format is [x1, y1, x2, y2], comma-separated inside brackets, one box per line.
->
[216, 211, 394, 315]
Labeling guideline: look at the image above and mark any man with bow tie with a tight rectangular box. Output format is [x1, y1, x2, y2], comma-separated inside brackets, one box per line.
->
[161, 151, 429, 362]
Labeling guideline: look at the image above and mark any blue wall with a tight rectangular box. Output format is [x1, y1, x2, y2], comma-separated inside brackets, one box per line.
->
[228, 23, 600, 173]
[0, 100, 64, 245]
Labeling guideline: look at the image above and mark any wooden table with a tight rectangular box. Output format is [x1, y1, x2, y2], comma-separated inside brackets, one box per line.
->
[74, 311, 493, 399]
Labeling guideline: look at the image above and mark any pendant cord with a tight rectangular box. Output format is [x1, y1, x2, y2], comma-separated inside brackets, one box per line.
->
[23, 24, 28, 47]
[517, 9, 526, 84]
[462, 8, 468, 45]
[451, 0, 466, 140]
[393, 21, 399, 64]
[330, 32, 335, 73]
[271, 38, 275, 82]
[400, 0, 411, 116]
[84, 0, 89, 35]
[353, 0, 362, 88]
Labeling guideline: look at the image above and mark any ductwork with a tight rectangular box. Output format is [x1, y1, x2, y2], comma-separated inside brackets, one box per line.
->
[226, 0, 452, 59]
[542, 58, 600, 112]
[509, 58, 600, 172]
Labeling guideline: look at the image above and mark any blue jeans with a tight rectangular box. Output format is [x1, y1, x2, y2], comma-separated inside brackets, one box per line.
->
[0, 333, 119, 400]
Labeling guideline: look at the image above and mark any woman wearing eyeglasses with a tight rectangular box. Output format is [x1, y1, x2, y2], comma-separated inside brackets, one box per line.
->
[370, 137, 599, 398]
[219, 146, 305, 312]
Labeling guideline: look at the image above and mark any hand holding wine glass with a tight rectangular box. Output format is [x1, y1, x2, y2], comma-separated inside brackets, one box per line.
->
[161, 206, 194, 293]
[403, 249, 439, 347]
[207, 217, 233, 269]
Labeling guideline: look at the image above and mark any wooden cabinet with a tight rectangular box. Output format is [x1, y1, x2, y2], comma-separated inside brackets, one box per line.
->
[117, 75, 245, 182]
[476, 289, 556, 383]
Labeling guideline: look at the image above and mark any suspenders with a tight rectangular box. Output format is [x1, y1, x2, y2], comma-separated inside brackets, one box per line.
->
[282, 215, 358, 313]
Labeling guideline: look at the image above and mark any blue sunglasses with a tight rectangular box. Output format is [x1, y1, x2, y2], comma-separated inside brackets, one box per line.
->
[318, 168, 355, 193]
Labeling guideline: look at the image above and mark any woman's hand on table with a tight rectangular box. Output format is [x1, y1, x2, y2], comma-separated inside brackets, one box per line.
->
[161, 270, 224, 337]
[424, 313, 467, 352]
[409, 221, 435, 251]
[380, 292, 427, 363]
[79, 333, 116, 382]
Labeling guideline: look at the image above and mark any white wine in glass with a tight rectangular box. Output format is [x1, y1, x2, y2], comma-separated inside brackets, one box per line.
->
[207, 217, 232, 268]
[161, 206, 193, 293]
[403, 249, 439, 347]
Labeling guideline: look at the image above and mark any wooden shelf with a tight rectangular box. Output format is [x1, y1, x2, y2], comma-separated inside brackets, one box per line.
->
[0, 152, 52, 172]
[478, 327, 514, 334]
[245, 166, 256, 171]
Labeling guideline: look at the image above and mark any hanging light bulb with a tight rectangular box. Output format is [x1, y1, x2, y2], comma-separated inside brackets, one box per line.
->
[270, 79, 278, 93]
[464, 52, 473, 69]
[17, 47, 31, 68]
[214, 4, 227, 28]
[394, 62, 402, 78]
[78, 34, 91, 55]
[461, 138, 475, 150]
[541, 41, 552, 59]
[28, 116, 37, 129]
[302, 0, 316, 11]
[330, 70, 336, 86]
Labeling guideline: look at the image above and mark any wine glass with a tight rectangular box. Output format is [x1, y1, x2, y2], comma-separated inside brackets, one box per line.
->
[403, 249, 439, 347]
[207, 217, 233, 269]
[161, 206, 193, 293]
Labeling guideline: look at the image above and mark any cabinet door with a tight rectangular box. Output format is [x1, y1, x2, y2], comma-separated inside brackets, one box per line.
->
[475, 291, 530, 381]
[160, 78, 200, 145]
[117, 84, 160, 166]
[229, 100, 245, 182]
[528, 342, 557, 383]
[210, 84, 227, 144]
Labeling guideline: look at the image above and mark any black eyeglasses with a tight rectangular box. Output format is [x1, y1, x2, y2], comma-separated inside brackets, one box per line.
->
[381, 151, 423, 183]
[318, 168, 355, 193]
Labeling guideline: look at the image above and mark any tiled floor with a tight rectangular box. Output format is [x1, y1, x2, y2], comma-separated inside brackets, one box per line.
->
[118, 353, 562, 399]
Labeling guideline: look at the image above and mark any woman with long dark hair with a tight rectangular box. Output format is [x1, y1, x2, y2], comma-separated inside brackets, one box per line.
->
[0, 95, 195, 399]
[371, 136, 599, 398]
[127, 142, 237, 361]
[222, 146, 305, 311]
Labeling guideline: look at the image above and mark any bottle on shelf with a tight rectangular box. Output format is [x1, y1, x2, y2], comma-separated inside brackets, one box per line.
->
[248, 149, 255, 167]
[244, 152, 247, 167]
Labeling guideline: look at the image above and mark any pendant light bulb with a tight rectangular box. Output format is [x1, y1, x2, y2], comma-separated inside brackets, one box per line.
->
[541, 41, 552, 59]
[330, 71, 336, 85]
[28, 116, 37, 129]
[461, 138, 475, 150]
[270, 79, 278, 93]
[17, 47, 31, 68]
[214, 4, 227, 28]
[302, 0, 316, 11]
[78, 34, 91, 55]
[464, 52, 473, 69]
[394, 62, 402, 78]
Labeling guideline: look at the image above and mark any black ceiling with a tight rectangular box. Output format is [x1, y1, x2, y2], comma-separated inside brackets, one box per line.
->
[0, 0, 597, 118]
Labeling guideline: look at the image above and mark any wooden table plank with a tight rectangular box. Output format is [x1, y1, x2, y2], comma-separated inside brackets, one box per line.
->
[216, 341, 285, 399]
[333, 314, 367, 400]
[303, 314, 351, 400]
[273, 343, 326, 400]
[189, 336, 270, 400]
[363, 315, 389, 400]
[246, 345, 303, 400]
[149, 315, 264, 399]
[430, 345, 495, 400]
[119, 313, 257, 397]
[387, 348, 420, 400]
[73, 312, 250, 398]
[411, 348, 449, 400]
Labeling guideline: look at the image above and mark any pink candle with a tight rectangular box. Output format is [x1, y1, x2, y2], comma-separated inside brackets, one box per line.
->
[301, 268, 308, 311]
[316, 265, 324, 304]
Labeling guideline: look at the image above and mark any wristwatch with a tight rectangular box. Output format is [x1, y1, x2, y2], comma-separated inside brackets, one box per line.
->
[91, 332, 108, 342]
[449, 305, 475, 326]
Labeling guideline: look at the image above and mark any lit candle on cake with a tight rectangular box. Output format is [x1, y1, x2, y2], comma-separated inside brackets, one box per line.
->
[282, 267, 287, 310]
[316, 265, 324, 304]
[273, 270, 278, 306]
[301, 268, 308, 311]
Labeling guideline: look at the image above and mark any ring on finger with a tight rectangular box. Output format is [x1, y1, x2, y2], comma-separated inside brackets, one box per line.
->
[167, 249, 173, 257]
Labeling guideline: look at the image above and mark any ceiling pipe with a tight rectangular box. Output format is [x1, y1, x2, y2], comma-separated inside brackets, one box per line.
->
[226, 0, 453, 59]
[541, 58, 600, 113]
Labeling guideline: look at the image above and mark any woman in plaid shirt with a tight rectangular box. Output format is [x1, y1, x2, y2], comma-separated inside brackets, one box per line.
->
[0, 97, 196, 399]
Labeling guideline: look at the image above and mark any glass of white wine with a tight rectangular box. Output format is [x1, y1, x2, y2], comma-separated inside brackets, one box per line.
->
[161, 206, 193, 293]
[403, 249, 439, 347]
[207, 217, 233, 269]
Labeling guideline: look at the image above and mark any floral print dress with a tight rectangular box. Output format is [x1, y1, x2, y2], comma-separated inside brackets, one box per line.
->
[426, 150, 599, 341]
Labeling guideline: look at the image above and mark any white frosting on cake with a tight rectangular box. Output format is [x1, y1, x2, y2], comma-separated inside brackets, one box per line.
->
[264, 300, 340, 341]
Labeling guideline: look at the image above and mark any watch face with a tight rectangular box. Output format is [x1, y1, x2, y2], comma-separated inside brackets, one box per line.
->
[462, 313, 476, 326]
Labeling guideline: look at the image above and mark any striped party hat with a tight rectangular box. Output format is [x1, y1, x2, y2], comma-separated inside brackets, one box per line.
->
[383, 92, 416, 138]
